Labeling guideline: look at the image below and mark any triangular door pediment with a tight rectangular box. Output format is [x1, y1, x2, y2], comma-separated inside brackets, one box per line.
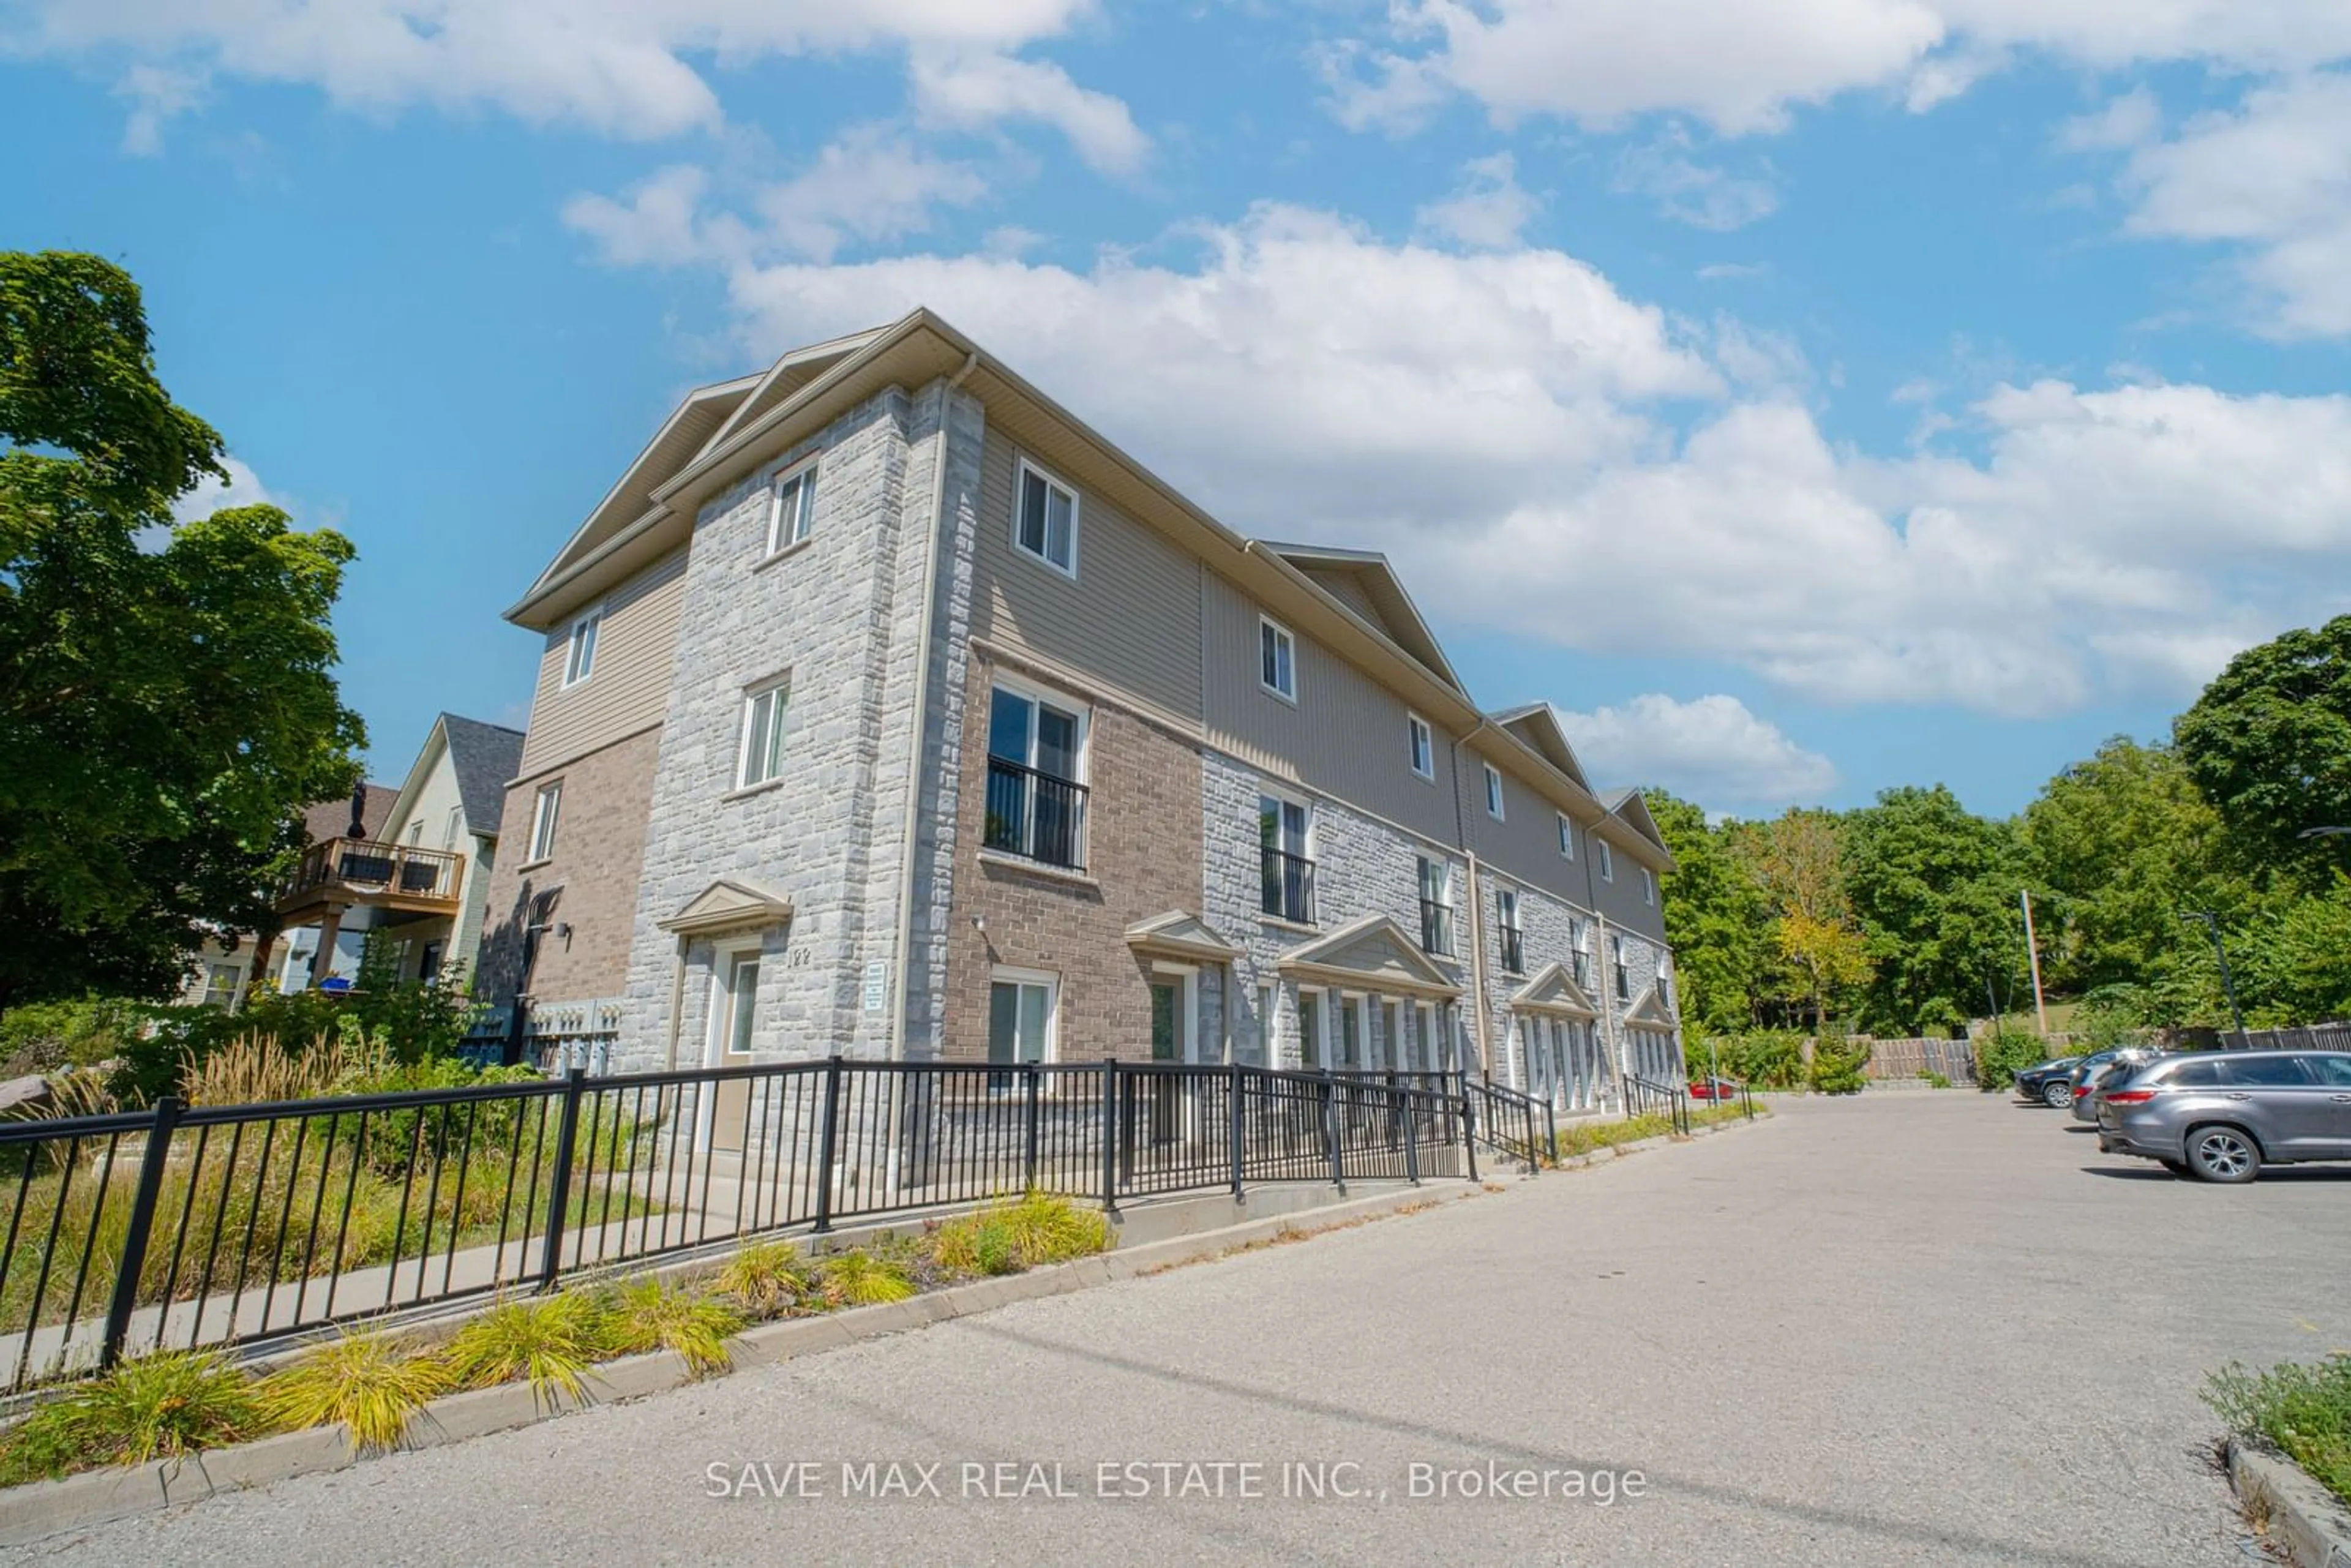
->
[1509, 961, 1599, 1018]
[1277, 915, 1462, 998]
[1624, 985, 1678, 1027]
[658, 877, 793, 937]
[1125, 910, 1240, 960]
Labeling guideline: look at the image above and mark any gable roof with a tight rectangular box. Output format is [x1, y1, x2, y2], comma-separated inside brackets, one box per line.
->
[1125, 910, 1241, 961]
[1597, 789, 1675, 870]
[1624, 985, 1678, 1028]
[1489, 704, 1592, 792]
[695, 328, 890, 459]
[1275, 914, 1463, 998]
[301, 784, 396, 845]
[1507, 961, 1600, 1018]
[1256, 542, 1466, 696]
[441, 715, 527, 833]
[656, 877, 794, 938]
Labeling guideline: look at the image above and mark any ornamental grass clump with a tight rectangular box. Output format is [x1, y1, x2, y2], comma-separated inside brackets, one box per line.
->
[817, 1249, 915, 1307]
[714, 1239, 816, 1319]
[442, 1291, 606, 1406]
[600, 1279, 744, 1377]
[932, 1193, 1109, 1277]
[0, 1350, 266, 1486]
[257, 1328, 450, 1454]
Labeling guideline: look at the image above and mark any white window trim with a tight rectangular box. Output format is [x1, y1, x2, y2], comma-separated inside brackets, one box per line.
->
[1258, 615, 1299, 705]
[763, 455, 819, 558]
[527, 781, 562, 863]
[560, 604, 604, 690]
[990, 671, 1093, 787]
[1597, 838, 1615, 882]
[443, 805, 462, 850]
[1406, 712, 1434, 781]
[1483, 763, 1505, 822]
[735, 677, 791, 792]
[989, 966, 1062, 1066]
[1557, 812, 1575, 860]
[1640, 865, 1655, 906]
[1011, 456, 1081, 580]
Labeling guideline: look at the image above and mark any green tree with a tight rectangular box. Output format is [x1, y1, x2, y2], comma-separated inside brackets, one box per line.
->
[2023, 738, 2255, 994]
[1843, 785, 2027, 1036]
[0, 250, 362, 1009]
[1644, 789, 1768, 1032]
[2175, 615, 2351, 887]
[1736, 808, 1870, 1032]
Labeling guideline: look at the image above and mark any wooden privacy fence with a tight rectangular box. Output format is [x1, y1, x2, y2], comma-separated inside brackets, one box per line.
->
[1857, 1036, 1979, 1083]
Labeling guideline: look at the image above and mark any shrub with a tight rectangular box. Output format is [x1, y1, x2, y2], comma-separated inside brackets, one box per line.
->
[257, 1329, 450, 1453]
[931, 1193, 1110, 1277]
[1695, 1032, 1806, 1089]
[442, 1292, 606, 1406]
[1809, 1033, 1870, 1095]
[2205, 1354, 2351, 1507]
[1920, 1071, 1952, 1089]
[818, 1250, 916, 1307]
[599, 1280, 743, 1376]
[714, 1240, 815, 1318]
[0, 996, 144, 1081]
[0, 1350, 264, 1485]
[1973, 1027, 2050, 1093]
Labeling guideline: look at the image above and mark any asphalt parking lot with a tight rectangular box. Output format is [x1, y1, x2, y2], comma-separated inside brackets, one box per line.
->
[25, 1091, 2349, 1566]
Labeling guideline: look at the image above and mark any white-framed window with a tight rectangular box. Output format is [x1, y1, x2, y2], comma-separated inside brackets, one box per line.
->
[1571, 919, 1592, 989]
[1417, 855, 1453, 956]
[765, 459, 818, 556]
[1014, 457, 1079, 577]
[443, 806, 462, 849]
[988, 968, 1059, 1070]
[1259, 789, 1313, 923]
[1484, 763, 1505, 821]
[1258, 616, 1297, 703]
[737, 678, 790, 790]
[985, 678, 1089, 868]
[1611, 934, 1630, 1000]
[1557, 812, 1575, 860]
[201, 964, 240, 1008]
[1497, 887, 1524, 973]
[1659, 951, 1674, 1011]
[528, 781, 563, 862]
[405, 818, 424, 845]
[561, 607, 602, 688]
[1407, 713, 1434, 780]
[1640, 865, 1656, 906]
[1595, 838, 1615, 882]
[1295, 986, 1325, 1070]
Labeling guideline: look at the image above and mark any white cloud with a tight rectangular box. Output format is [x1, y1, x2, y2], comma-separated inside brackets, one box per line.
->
[1413, 153, 1540, 249]
[112, 62, 206, 155]
[1330, 0, 2351, 137]
[1611, 134, 1779, 230]
[909, 52, 1149, 176]
[1553, 694, 1837, 806]
[579, 198, 2351, 716]
[2109, 72, 2351, 339]
[170, 455, 276, 523]
[565, 130, 986, 268]
[16, 0, 1102, 143]
[2058, 85, 2161, 151]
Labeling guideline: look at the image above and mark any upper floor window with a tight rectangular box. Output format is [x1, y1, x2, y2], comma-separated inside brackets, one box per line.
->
[737, 678, 790, 790]
[1484, 763, 1505, 821]
[1640, 865, 1656, 907]
[405, 818, 424, 845]
[1557, 812, 1575, 859]
[1407, 713, 1434, 780]
[1417, 856, 1453, 956]
[1259, 792, 1313, 923]
[1497, 887, 1524, 975]
[1595, 838, 1615, 883]
[1015, 459, 1079, 577]
[1611, 934, 1630, 1000]
[985, 683, 1088, 869]
[1259, 617, 1297, 703]
[561, 607, 602, 688]
[766, 461, 818, 555]
[443, 806, 462, 849]
[528, 781, 563, 862]
[1570, 920, 1592, 989]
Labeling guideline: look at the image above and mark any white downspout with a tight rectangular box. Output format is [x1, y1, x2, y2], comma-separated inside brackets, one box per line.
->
[886, 352, 980, 1063]
[1449, 719, 1498, 1082]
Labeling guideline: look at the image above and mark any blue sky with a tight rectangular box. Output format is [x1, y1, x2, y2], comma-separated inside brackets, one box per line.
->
[6, 1, 2348, 820]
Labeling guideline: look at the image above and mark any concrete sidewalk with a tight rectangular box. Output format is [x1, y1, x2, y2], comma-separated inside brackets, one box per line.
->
[26, 1093, 2350, 1566]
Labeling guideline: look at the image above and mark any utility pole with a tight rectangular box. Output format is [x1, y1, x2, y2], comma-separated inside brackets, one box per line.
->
[2183, 912, 2249, 1049]
[2019, 888, 2049, 1037]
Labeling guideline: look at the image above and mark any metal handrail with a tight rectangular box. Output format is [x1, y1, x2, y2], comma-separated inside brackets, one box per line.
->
[1624, 1073, 1692, 1135]
[1463, 1074, 1553, 1174]
[983, 756, 1089, 870]
[1260, 848, 1316, 925]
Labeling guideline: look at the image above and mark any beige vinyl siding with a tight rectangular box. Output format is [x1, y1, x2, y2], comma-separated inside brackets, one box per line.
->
[1461, 744, 1592, 906]
[972, 427, 1201, 719]
[1202, 570, 1462, 845]
[516, 549, 688, 778]
[1300, 565, 1383, 628]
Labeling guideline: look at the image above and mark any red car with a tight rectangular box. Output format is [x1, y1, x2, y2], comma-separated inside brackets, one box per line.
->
[1687, 1076, 1742, 1101]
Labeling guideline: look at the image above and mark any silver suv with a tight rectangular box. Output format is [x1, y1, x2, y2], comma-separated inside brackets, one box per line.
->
[2097, 1051, 2351, 1182]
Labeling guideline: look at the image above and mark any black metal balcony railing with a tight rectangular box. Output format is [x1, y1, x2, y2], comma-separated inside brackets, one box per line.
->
[1499, 926, 1525, 975]
[1261, 848, 1316, 925]
[984, 756, 1089, 871]
[1419, 898, 1453, 957]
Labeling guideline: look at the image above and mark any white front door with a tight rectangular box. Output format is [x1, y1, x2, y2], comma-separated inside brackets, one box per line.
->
[707, 950, 760, 1152]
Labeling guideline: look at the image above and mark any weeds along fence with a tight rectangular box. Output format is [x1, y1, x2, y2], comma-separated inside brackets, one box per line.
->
[1859, 1037, 1980, 1084]
[0, 1059, 1478, 1395]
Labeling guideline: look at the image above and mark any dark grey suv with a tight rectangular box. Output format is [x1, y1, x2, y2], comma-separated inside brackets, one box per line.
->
[2097, 1051, 2351, 1183]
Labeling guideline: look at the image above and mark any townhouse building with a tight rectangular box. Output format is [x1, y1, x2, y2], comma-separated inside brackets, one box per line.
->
[478, 311, 1684, 1112]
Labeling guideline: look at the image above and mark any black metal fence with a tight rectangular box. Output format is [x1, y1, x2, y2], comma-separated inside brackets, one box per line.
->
[1463, 1076, 1551, 1173]
[0, 1059, 1479, 1394]
[1624, 1074, 1692, 1136]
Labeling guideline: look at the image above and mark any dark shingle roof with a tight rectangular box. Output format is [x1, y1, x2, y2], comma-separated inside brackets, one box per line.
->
[440, 714, 527, 839]
[301, 784, 397, 844]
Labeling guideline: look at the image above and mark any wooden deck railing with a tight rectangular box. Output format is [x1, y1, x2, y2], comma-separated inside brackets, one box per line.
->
[277, 837, 463, 910]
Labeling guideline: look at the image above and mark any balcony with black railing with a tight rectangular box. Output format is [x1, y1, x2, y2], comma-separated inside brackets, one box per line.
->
[1499, 925, 1526, 975]
[1261, 848, 1316, 925]
[1419, 898, 1453, 957]
[984, 756, 1089, 871]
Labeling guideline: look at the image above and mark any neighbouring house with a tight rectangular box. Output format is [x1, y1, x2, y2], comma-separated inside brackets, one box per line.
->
[477, 311, 1684, 1109]
[269, 716, 524, 994]
[174, 785, 398, 1008]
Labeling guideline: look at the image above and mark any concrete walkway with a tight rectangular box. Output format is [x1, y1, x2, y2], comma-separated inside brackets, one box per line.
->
[26, 1093, 2351, 1566]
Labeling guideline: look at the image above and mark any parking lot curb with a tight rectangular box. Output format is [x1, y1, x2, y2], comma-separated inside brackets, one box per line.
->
[2229, 1439, 2351, 1568]
[0, 1182, 1476, 1547]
